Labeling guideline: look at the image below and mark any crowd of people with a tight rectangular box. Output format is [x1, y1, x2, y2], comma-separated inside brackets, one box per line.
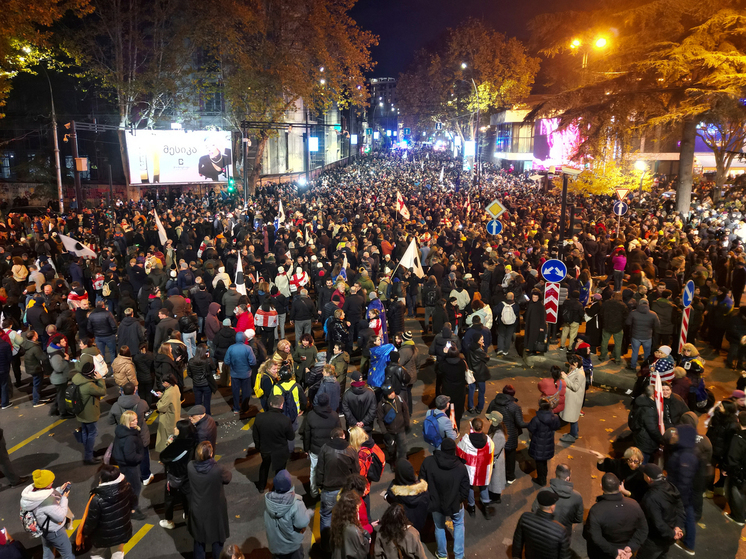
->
[0, 149, 746, 559]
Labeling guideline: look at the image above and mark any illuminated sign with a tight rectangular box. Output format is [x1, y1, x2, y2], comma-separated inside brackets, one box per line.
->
[309, 137, 319, 152]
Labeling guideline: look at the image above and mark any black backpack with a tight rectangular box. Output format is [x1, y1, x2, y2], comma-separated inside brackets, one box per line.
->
[64, 383, 87, 416]
[424, 287, 438, 307]
[277, 383, 299, 422]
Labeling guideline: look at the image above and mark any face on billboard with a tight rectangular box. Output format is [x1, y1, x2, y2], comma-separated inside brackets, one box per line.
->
[126, 130, 233, 184]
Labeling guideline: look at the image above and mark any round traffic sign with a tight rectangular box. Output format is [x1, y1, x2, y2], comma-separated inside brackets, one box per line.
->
[486, 220, 503, 236]
[541, 259, 567, 283]
[613, 201, 628, 216]
[682, 280, 695, 308]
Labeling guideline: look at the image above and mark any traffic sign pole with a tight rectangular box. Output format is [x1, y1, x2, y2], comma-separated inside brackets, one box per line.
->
[545, 282, 559, 324]
[679, 305, 691, 353]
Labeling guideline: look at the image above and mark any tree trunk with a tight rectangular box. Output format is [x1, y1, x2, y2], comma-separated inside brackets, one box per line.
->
[676, 117, 697, 215]
[248, 132, 269, 196]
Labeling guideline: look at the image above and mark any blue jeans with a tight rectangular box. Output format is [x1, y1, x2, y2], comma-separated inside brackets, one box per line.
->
[198, 316, 204, 334]
[683, 503, 696, 549]
[432, 507, 465, 559]
[81, 421, 97, 461]
[32, 374, 43, 405]
[320, 489, 340, 533]
[193, 541, 223, 559]
[468, 486, 490, 507]
[95, 334, 117, 365]
[630, 338, 652, 369]
[42, 527, 74, 559]
[106, 299, 118, 314]
[231, 377, 250, 413]
[613, 270, 624, 291]
[468, 382, 486, 412]
[1, 372, 10, 407]
[569, 421, 579, 438]
[140, 448, 151, 480]
[194, 385, 213, 415]
[406, 294, 416, 316]
[183, 332, 197, 360]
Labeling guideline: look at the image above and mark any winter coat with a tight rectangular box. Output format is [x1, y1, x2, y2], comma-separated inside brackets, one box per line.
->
[439, 356, 467, 401]
[531, 478, 584, 534]
[419, 449, 470, 516]
[631, 395, 663, 455]
[117, 316, 144, 352]
[166, 294, 187, 319]
[342, 385, 378, 432]
[583, 493, 648, 559]
[205, 302, 221, 342]
[596, 458, 647, 503]
[19, 485, 69, 536]
[252, 408, 295, 455]
[374, 525, 427, 559]
[640, 478, 685, 545]
[187, 459, 232, 546]
[527, 409, 560, 461]
[524, 299, 547, 352]
[47, 345, 70, 386]
[626, 302, 660, 340]
[301, 405, 341, 455]
[193, 289, 213, 318]
[264, 490, 311, 556]
[650, 298, 676, 335]
[727, 430, 746, 482]
[424, 409, 458, 450]
[112, 424, 144, 467]
[109, 393, 150, 446]
[331, 524, 370, 559]
[665, 424, 699, 506]
[213, 326, 236, 362]
[428, 328, 460, 363]
[154, 316, 179, 352]
[87, 308, 118, 338]
[71, 373, 107, 424]
[708, 409, 740, 465]
[384, 479, 430, 534]
[398, 342, 418, 384]
[154, 354, 180, 391]
[224, 333, 256, 379]
[662, 394, 689, 429]
[111, 355, 137, 388]
[511, 509, 569, 559]
[194, 414, 218, 449]
[486, 393, 528, 450]
[292, 344, 318, 382]
[82, 474, 135, 548]
[315, 376, 341, 412]
[466, 343, 491, 383]
[538, 378, 565, 414]
[187, 358, 216, 389]
[133, 352, 155, 387]
[559, 369, 585, 423]
[600, 298, 629, 333]
[155, 384, 181, 452]
[489, 430, 507, 494]
[376, 395, 410, 435]
[316, 438, 359, 492]
[21, 339, 46, 376]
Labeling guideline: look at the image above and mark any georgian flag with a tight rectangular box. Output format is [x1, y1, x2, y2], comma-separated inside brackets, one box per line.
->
[654, 370, 665, 435]
[153, 211, 168, 246]
[465, 194, 471, 217]
[396, 190, 410, 220]
[58, 233, 97, 258]
[274, 199, 285, 232]
[400, 239, 425, 278]
[235, 255, 247, 296]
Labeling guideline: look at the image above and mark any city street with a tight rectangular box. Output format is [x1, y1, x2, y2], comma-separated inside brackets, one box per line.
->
[1, 316, 743, 559]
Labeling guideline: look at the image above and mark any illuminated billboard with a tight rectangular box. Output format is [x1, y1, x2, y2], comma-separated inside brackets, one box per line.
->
[125, 130, 232, 184]
[533, 118, 581, 169]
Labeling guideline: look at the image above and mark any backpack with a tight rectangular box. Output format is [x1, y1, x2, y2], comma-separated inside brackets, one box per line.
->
[424, 287, 438, 307]
[102, 281, 111, 298]
[254, 372, 267, 398]
[502, 273, 512, 288]
[500, 302, 517, 325]
[277, 383, 299, 421]
[423, 410, 445, 447]
[561, 303, 573, 324]
[627, 405, 642, 432]
[20, 509, 50, 538]
[92, 353, 108, 377]
[64, 382, 88, 416]
[367, 444, 386, 482]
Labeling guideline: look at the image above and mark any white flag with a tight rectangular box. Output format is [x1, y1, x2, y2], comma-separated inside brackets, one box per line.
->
[396, 191, 410, 220]
[153, 211, 168, 246]
[235, 255, 247, 296]
[654, 371, 665, 435]
[439, 166, 444, 183]
[58, 233, 97, 259]
[278, 199, 285, 223]
[400, 239, 425, 278]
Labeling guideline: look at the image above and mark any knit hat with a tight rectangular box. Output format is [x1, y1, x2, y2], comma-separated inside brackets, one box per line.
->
[638, 298, 649, 307]
[222, 318, 232, 326]
[657, 345, 672, 356]
[642, 463, 662, 479]
[316, 393, 330, 407]
[440, 438, 457, 454]
[732, 390, 746, 399]
[33, 469, 55, 489]
[272, 470, 293, 494]
[244, 328, 255, 340]
[394, 459, 417, 485]
[537, 491, 560, 506]
[402, 331, 413, 342]
[350, 371, 363, 385]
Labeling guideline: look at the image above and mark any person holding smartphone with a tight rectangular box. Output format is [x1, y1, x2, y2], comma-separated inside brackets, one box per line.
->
[71, 361, 107, 465]
[20, 470, 74, 559]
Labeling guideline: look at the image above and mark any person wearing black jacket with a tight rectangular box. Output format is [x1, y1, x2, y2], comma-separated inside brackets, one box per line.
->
[87, 300, 118, 364]
[301, 393, 341, 498]
[82, 465, 136, 555]
[289, 288, 316, 344]
[111, 410, 146, 520]
[559, 291, 585, 351]
[419, 438, 470, 559]
[213, 319, 237, 364]
[665, 424, 699, 553]
[583, 473, 648, 559]
[486, 385, 528, 484]
[316, 427, 359, 535]
[133, 343, 155, 407]
[341, 372, 377, 432]
[383, 351, 410, 399]
[637, 464, 685, 559]
[342, 283, 366, 349]
[631, 386, 664, 463]
[187, 345, 217, 415]
[117, 308, 144, 353]
[192, 284, 213, 336]
[725, 412, 746, 526]
[159, 419, 197, 530]
[512, 491, 569, 559]
[466, 336, 491, 415]
[252, 394, 295, 493]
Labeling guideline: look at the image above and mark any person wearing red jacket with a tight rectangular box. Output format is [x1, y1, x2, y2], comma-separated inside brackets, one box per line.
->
[538, 365, 566, 415]
[234, 304, 254, 333]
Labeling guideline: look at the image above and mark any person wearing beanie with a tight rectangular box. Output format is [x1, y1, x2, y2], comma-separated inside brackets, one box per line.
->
[263, 470, 310, 559]
[384, 459, 429, 534]
[626, 298, 661, 370]
[212, 318, 238, 381]
[638, 462, 686, 557]
[486, 411, 507, 502]
[512, 488, 569, 559]
[20, 469, 73, 559]
[419, 437, 470, 559]
[301, 391, 341, 498]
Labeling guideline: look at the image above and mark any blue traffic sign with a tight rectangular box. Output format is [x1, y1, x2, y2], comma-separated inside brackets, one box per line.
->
[486, 220, 503, 236]
[541, 259, 567, 283]
[613, 201, 628, 216]
[682, 280, 695, 308]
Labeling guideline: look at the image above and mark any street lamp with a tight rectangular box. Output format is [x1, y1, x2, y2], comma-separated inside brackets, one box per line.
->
[635, 160, 648, 196]
[570, 36, 608, 69]
[459, 62, 480, 186]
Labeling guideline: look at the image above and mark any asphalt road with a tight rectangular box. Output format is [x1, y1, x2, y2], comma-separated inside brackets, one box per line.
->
[1, 316, 744, 559]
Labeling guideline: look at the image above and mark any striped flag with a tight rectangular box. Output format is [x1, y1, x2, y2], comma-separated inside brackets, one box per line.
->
[396, 190, 410, 220]
[274, 199, 285, 231]
[235, 255, 247, 296]
[153, 211, 168, 246]
[439, 166, 444, 183]
[465, 194, 471, 217]
[654, 371, 665, 434]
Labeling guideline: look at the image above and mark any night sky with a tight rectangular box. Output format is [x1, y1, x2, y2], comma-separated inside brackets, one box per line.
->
[350, 0, 600, 77]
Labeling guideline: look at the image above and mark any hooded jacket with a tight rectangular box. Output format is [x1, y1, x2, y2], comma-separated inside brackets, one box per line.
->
[264, 490, 311, 555]
[213, 326, 236, 362]
[600, 298, 629, 333]
[486, 393, 528, 450]
[651, 297, 676, 335]
[419, 449, 470, 516]
[528, 409, 561, 461]
[626, 300, 660, 340]
[112, 424, 144, 467]
[640, 477, 685, 544]
[116, 316, 144, 353]
[111, 355, 137, 387]
[22, 338, 46, 376]
[205, 302, 222, 341]
[47, 344, 70, 385]
[631, 394, 663, 454]
[316, 437, 359, 492]
[532, 478, 584, 534]
[20, 485, 69, 535]
[301, 404, 341, 455]
[109, 393, 150, 446]
[665, 424, 699, 506]
[224, 332, 256, 379]
[71, 372, 107, 423]
[342, 384, 378, 432]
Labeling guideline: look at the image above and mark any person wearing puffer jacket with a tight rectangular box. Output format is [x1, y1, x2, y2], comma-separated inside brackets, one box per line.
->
[81, 465, 135, 559]
[20, 469, 74, 559]
[47, 337, 73, 418]
[486, 385, 528, 484]
[263, 470, 311, 559]
[111, 411, 146, 520]
[111, 346, 137, 390]
[527, 398, 561, 486]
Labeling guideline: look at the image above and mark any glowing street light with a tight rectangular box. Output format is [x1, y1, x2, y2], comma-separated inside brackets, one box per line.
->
[461, 62, 467, 69]
[570, 38, 581, 49]
[319, 78, 326, 85]
[595, 37, 607, 48]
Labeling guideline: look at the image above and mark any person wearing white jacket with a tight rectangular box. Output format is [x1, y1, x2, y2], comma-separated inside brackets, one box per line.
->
[559, 355, 586, 444]
[20, 469, 74, 559]
[275, 267, 291, 298]
[212, 267, 230, 289]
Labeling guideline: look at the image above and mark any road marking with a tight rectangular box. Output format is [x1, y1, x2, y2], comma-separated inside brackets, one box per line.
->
[240, 417, 256, 431]
[65, 519, 82, 537]
[8, 419, 67, 454]
[215, 455, 222, 461]
[123, 523, 153, 554]
[311, 500, 321, 544]
[146, 411, 159, 425]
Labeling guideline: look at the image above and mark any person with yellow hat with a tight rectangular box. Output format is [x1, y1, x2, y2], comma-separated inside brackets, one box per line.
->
[20, 469, 73, 559]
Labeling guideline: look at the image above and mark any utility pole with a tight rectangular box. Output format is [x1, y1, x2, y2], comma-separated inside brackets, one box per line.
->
[559, 173, 569, 259]
[304, 106, 310, 186]
[44, 71, 64, 213]
[68, 121, 84, 209]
